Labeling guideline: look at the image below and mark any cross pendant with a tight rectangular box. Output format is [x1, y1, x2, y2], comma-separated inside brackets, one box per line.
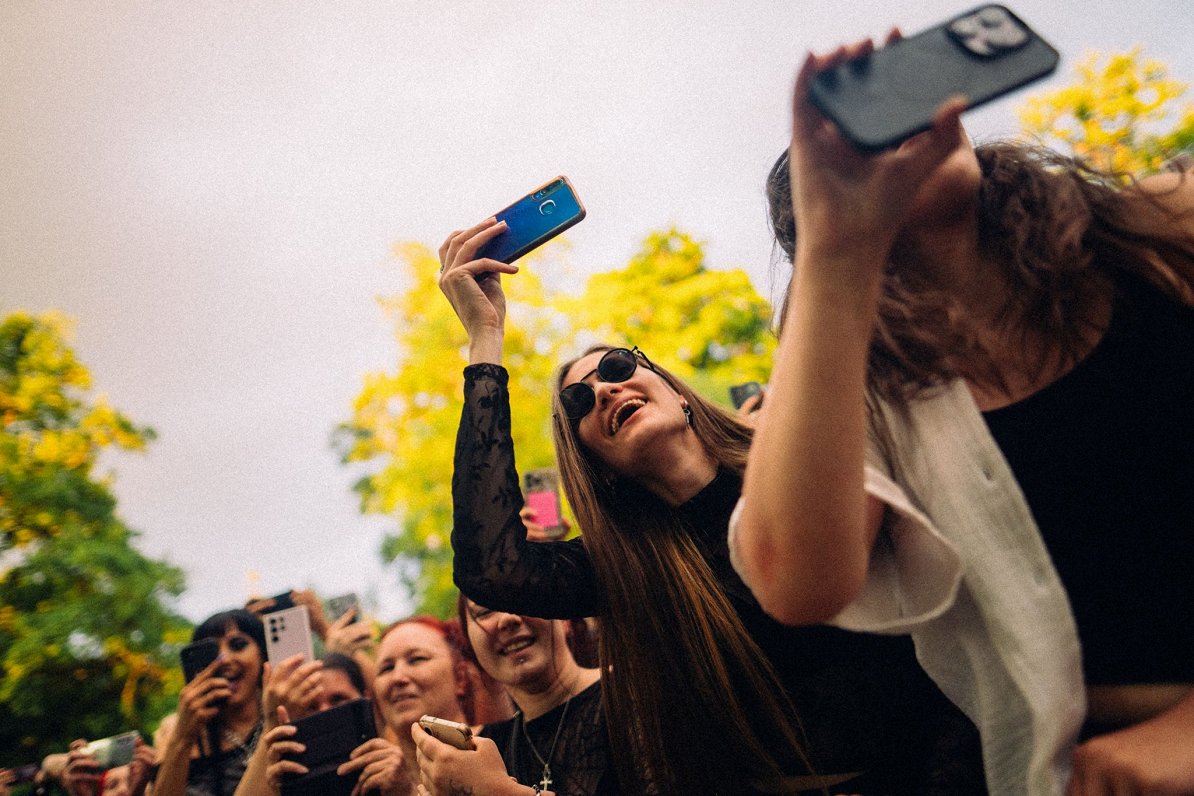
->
[539, 766, 553, 791]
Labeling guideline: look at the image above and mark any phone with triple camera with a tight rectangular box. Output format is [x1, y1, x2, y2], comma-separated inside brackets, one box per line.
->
[418, 715, 474, 750]
[264, 605, 315, 663]
[523, 468, 565, 540]
[475, 176, 586, 264]
[83, 731, 139, 770]
[729, 382, 764, 411]
[280, 698, 378, 796]
[180, 638, 221, 683]
[809, 4, 1059, 152]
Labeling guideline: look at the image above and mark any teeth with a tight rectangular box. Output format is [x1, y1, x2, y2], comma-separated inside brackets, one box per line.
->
[501, 639, 534, 655]
[610, 399, 646, 435]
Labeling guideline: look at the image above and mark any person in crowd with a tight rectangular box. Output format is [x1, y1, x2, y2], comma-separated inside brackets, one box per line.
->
[252, 617, 471, 796]
[437, 227, 985, 793]
[155, 609, 267, 796]
[733, 36, 1194, 795]
[413, 595, 613, 795]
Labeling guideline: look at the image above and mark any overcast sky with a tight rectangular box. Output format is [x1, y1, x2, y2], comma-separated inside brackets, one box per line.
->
[3, 1, 1191, 623]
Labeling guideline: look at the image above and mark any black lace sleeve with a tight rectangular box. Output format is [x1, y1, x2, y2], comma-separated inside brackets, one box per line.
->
[451, 363, 602, 619]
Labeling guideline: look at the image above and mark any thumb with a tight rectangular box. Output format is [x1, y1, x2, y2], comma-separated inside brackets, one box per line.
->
[276, 705, 291, 725]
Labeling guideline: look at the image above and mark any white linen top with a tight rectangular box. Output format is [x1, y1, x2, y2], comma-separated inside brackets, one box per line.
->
[730, 379, 1085, 796]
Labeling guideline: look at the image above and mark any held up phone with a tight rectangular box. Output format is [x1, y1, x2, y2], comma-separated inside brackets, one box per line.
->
[10, 763, 43, 785]
[280, 698, 378, 796]
[729, 382, 764, 410]
[809, 4, 1059, 151]
[264, 605, 315, 663]
[523, 468, 565, 540]
[325, 592, 360, 623]
[180, 638, 221, 683]
[83, 731, 139, 770]
[475, 176, 586, 264]
[418, 715, 474, 750]
[262, 589, 296, 614]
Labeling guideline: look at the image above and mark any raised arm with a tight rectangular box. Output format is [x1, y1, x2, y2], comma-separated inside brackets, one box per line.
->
[439, 222, 601, 619]
[735, 42, 966, 625]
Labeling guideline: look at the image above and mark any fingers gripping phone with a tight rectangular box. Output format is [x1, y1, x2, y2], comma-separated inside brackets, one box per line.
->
[325, 592, 360, 623]
[280, 698, 378, 796]
[475, 177, 586, 264]
[809, 4, 1059, 151]
[418, 715, 474, 750]
[729, 382, 764, 410]
[83, 731, 139, 769]
[524, 468, 566, 539]
[264, 605, 316, 663]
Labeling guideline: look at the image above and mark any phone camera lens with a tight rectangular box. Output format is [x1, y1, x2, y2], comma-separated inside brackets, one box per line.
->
[984, 22, 1027, 49]
[977, 6, 1010, 26]
[539, 200, 556, 216]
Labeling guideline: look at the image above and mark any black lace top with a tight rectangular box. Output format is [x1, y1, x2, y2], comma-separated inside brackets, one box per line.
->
[480, 681, 617, 796]
[452, 364, 985, 793]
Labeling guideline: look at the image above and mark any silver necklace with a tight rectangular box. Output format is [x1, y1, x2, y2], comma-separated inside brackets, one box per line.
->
[516, 684, 575, 792]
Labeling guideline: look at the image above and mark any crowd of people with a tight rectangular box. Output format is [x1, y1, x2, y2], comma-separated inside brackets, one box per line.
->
[9, 29, 1194, 796]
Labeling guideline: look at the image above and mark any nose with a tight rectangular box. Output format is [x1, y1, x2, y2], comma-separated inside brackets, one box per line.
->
[494, 611, 522, 631]
[592, 379, 623, 408]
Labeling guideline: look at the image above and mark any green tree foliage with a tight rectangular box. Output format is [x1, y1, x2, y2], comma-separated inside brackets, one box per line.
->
[0, 312, 189, 766]
[1019, 47, 1194, 175]
[340, 230, 774, 616]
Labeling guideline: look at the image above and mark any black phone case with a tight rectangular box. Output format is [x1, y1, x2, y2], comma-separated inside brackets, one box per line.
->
[262, 590, 296, 614]
[180, 638, 220, 682]
[809, 4, 1059, 151]
[280, 698, 378, 796]
[729, 382, 762, 410]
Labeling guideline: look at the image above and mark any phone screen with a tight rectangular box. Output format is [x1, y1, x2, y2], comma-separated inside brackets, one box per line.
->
[526, 490, 561, 528]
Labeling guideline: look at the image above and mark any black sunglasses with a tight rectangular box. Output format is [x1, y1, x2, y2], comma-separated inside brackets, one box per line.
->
[558, 347, 655, 421]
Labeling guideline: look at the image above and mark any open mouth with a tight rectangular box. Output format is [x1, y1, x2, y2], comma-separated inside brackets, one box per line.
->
[499, 636, 535, 656]
[609, 399, 645, 436]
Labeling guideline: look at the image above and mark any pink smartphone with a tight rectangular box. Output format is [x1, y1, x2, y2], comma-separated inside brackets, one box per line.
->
[523, 468, 565, 539]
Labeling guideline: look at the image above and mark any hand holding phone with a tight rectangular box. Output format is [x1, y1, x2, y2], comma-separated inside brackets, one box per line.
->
[523, 469, 565, 540]
[265, 605, 316, 663]
[180, 638, 221, 683]
[809, 5, 1058, 151]
[475, 177, 586, 265]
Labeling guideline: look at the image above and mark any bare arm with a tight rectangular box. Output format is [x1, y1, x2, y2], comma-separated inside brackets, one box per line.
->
[736, 41, 966, 625]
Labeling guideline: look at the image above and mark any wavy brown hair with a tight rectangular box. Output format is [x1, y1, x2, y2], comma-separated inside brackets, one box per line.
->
[551, 346, 813, 794]
[766, 142, 1194, 404]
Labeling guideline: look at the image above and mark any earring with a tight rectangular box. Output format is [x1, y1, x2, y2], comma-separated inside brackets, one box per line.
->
[683, 404, 693, 427]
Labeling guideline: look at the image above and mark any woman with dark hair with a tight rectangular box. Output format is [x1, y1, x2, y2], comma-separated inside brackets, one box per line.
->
[156, 609, 267, 796]
[438, 227, 984, 793]
[414, 595, 612, 795]
[734, 38, 1194, 795]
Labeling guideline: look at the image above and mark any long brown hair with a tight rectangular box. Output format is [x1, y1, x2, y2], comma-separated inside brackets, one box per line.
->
[766, 142, 1194, 404]
[551, 345, 813, 794]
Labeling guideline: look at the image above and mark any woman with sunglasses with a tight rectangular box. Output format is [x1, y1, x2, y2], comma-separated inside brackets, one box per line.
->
[437, 221, 984, 794]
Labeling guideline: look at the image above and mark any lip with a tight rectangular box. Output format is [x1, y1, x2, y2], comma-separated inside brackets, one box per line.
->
[607, 397, 646, 436]
[497, 633, 537, 656]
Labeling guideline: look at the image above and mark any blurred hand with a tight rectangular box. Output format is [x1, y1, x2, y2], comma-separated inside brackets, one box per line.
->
[174, 657, 231, 742]
[263, 655, 324, 729]
[735, 390, 765, 427]
[338, 738, 412, 796]
[62, 741, 102, 796]
[325, 607, 377, 658]
[127, 738, 157, 796]
[263, 706, 310, 792]
[290, 589, 331, 640]
[1069, 706, 1194, 796]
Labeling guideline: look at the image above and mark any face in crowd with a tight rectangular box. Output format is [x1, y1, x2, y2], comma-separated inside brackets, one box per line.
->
[463, 599, 571, 690]
[374, 621, 467, 732]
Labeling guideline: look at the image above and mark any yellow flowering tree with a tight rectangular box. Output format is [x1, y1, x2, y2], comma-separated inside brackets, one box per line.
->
[1019, 48, 1194, 175]
[0, 312, 189, 766]
[341, 230, 774, 616]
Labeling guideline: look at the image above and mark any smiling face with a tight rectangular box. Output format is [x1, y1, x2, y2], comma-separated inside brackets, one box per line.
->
[463, 600, 570, 693]
[374, 622, 466, 733]
[561, 350, 691, 479]
[214, 626, 264, 709]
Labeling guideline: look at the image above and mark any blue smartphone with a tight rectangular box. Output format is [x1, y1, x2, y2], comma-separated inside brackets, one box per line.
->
[476, 176, 586, 264]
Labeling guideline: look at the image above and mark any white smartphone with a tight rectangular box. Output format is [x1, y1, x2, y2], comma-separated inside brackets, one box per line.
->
[83, 731, 139, 769]
[264, 605, 315, 663]
[418, 715, 473, 750]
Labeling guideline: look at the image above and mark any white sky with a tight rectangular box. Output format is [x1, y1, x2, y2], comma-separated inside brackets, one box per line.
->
[3, 1, 1191, 623]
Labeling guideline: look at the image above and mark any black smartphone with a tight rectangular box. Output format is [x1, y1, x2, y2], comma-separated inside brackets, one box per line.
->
[10, 763, 42, 785]
[280, 698, 378, 796]
[729, 382, 764, 410]
[325, 592, 360, 623]
[523, 468, 565, 539]
[809, 4, 1059, 152]
[475, 176, 586, 264]
[262, 589, 296, 614]
[180, 638, 220, 683]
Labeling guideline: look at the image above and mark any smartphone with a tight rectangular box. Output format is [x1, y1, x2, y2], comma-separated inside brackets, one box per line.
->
[729, 382, 764, 410]
[264, 605, 315, 663]
[809, 4, 1059, 151]
[10, 763, 42, 784]
[180, 638, 221, 683]
[83, 731, 139, 769]
[475, 176, 586, 264]
[523, 468, 565, 539]
[280, 698, 378, 796]
[418, 715, 473, 750]
[262, 589, 296, 614]
[325, 592, 360, 623]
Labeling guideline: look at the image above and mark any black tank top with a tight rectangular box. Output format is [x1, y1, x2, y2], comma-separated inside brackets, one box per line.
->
[983, 275, 1194, 684]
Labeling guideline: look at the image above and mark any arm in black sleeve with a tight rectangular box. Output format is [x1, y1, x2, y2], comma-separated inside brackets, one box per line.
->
[451, 363, 602, 618]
